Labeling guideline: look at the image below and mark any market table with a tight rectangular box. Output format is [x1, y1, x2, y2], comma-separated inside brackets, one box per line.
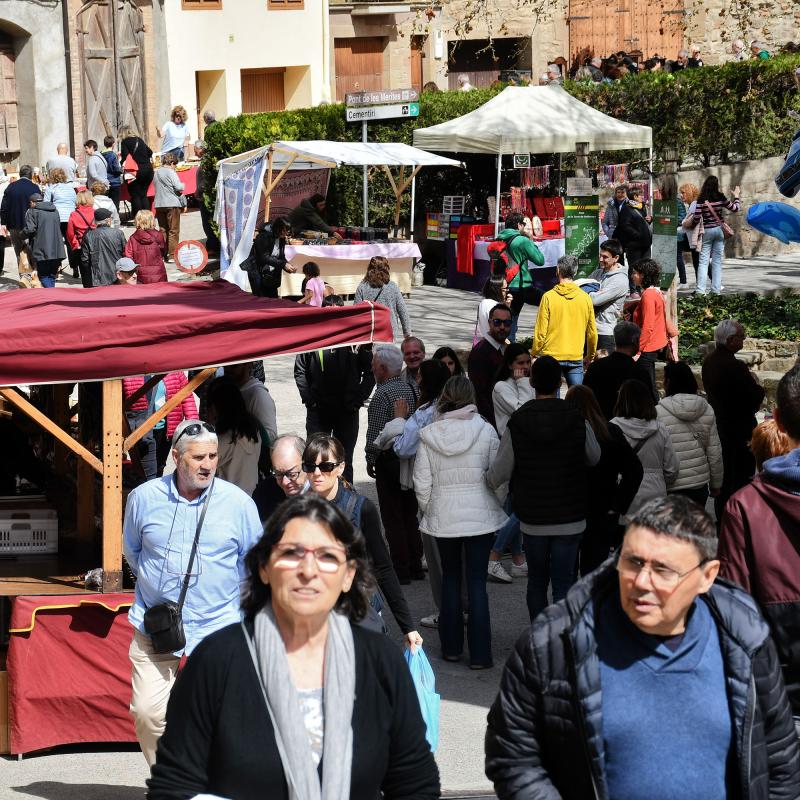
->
[119, 164, 199, 206]
[6, 592, 136, 755]
[282, 241, 420, 296]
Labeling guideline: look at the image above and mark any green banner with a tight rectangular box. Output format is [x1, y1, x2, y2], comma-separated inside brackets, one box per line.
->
[564, 195, 600, 278]
[652, 199, 678, 289]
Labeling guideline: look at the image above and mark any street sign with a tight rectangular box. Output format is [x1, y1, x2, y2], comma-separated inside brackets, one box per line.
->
[346, 103, 420, 122]
[345, 88, 419, 106]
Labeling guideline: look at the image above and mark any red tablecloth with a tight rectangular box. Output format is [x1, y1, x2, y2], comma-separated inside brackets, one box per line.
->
[119, 165, 198, 203]
[8, 593, 137, 754]
[456, 223, 495, 275]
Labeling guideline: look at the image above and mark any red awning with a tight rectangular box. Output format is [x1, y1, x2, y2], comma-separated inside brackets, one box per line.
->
[0, 281, 392, 386]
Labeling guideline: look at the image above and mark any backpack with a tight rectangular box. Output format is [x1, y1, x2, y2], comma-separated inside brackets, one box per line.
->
[486, 233, 524, 284]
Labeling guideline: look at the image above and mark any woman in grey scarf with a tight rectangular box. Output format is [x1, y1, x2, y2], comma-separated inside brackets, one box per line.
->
[147, 494, 440, 800]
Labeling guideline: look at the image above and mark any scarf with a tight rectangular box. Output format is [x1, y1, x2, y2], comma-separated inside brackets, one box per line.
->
[244, 603, 355, 800]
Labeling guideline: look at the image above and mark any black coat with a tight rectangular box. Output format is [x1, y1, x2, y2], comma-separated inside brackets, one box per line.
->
[485, 563, 800, 800]
[583, 351, 653, 419]
[614, 202, 652, 252]
[147, 621, 440, 800]
[288, 198, 334, 235]
[0, 177, 40, 230]
[294, 345, 375, 412]
[245, 223, 286, 291]
[586, 422, 643, 518]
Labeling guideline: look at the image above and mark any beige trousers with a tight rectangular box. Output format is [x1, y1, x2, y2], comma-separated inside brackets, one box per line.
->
[128, 629, 181, 765]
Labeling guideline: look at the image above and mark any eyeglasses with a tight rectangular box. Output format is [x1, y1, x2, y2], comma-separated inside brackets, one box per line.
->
[271, 466, 303, 481]
[491, 318, 512, 327]
[616, 553, 706, 591]
[301, 461, 342, 474]
[272, 543, 348, 573]
[173, 421, 215, 448]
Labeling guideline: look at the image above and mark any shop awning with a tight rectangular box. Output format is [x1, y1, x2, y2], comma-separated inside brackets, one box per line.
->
[412, 85, 653, 154]
[0, 281, 392, 386]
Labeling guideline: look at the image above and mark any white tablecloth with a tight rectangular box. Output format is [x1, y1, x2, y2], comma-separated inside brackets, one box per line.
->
[281, 242, 420, 296]
[474, 238, 565, 267]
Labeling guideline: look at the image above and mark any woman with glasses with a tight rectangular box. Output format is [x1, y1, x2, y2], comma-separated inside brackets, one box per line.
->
[148, 494, 440, 800]
[301, 434, 422, 651]
[611, 379, 680, 522]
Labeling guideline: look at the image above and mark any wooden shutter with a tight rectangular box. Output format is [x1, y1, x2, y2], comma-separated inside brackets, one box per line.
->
[410, 36, 424, 93]
[334, 38, 384, 101]
[0, 46, 19, 153]
[241, 69, 285, 113]
[268, 0, 304, 9]
[182, 0, 222, 7]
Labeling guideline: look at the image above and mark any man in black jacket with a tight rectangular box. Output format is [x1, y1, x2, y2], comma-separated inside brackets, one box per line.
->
[244, 217, 292, 298]
[584, 321, 653, 417]
[0, 165, 40, 281]
[294, 296, 375, 483]
[485, 495, 800, 800]
[615, 199, 652, 270]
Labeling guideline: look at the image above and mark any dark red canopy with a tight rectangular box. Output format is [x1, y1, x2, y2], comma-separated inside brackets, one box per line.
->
[0, 280, 392, 386]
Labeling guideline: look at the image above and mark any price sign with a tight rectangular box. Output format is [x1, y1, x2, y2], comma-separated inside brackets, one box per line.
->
[174, 240, 209, 274]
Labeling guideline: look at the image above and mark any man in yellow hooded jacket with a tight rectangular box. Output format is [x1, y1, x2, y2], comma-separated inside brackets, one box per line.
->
[532, 254, 597, 386]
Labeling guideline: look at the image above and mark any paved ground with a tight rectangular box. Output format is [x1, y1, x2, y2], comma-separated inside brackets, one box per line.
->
[1, 212, 798, 798]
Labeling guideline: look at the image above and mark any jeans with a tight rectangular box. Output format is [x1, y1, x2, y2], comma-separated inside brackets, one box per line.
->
[697, 226, 724, 294]
[508, 285, 543, 342]
[677, 237, 699, 284]
[436, 534, 494, 666]
[126, 408, 157, 481]
[559, 360, 584, 386]
[37, 259, 61, 288]
[523, 533, 582, 620]
[638, 350, 659, 400]
[492, 496, 522, 556]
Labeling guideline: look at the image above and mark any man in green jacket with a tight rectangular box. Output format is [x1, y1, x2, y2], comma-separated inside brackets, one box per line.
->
[496, 212, 545, 341]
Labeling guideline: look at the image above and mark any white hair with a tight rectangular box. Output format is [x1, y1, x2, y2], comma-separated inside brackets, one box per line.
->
[373, 344, 404, 376]
[194, 139, 206, 152]
[732, 39, 745, 50]
[172, 419, 217, 454]
[458, 74, 470, 84]
[714, 318, 742, 345]
[547, 63, 561, 76]
[678, 49, 689, 58]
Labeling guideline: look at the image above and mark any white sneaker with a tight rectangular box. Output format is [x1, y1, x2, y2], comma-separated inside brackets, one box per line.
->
[421, 614, 439, 629]
[510, 561, 529, 577]
[421, 556, 428, 571]
[487, 560, 512, 583]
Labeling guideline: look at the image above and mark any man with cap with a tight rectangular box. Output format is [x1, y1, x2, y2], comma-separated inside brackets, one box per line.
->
[22, 192, 65, 288]
[115, 257, 139, 285]
[80, 207, 126, 287]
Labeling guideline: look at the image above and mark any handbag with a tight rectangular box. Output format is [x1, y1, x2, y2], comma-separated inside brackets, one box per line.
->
[704, 200, 734, 239]
[143, 480, 214, 653]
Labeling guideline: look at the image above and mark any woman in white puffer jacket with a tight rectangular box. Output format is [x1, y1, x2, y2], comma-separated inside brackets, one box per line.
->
[414, 376, 507, 669]
[657, 361, 723, 508]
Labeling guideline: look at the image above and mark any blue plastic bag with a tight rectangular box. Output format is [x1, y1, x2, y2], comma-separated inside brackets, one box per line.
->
[747, 202, 800, 244]
[404, 646, 440, 753]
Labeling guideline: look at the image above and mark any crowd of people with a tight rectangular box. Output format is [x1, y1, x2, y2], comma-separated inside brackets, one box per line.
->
[115, 196, 800, 795]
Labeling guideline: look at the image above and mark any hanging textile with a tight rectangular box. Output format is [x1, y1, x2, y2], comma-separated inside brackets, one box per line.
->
[511, 186, 525, 211]
[599, 164, 628, 187]
[519, 165, 550, 190]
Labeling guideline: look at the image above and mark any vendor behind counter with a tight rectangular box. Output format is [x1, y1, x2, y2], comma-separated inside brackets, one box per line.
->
[287, 194, 342, 239]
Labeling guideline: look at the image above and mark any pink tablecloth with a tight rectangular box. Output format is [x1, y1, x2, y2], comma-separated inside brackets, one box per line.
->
[284, 242, 421, 261]
[119, 165, 198, 203]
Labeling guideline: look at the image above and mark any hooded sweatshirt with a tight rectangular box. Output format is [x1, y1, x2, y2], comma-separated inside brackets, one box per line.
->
[657, 394, 723, 491]
[413, 407, 508, 537]
[533, 281, 598, 362]
[588, 265, 629, 335]
[497, 228, 545, 289]
[719, 447, 800, 713]
[125, 228, 168, 283]
[22, 201, 65, 262]
[610, 416, 680, 521]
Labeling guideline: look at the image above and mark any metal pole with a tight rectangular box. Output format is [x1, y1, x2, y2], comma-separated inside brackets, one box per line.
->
[648, 146, 654, 207]
[362, 120, 369, 227]
[410, 173, 416, 241]
[494, 153, 502, 235]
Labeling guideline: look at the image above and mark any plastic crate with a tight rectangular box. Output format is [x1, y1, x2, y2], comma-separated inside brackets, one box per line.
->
[442, 196, 466, 215]
[0, 509, 58, 556]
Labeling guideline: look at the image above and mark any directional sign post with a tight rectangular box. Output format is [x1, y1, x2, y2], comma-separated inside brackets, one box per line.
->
[346, 88, 419, 106]
[346, 103, 420, 122]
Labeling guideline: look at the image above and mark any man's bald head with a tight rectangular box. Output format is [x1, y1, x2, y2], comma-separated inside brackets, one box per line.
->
[56, 143, 68, 155]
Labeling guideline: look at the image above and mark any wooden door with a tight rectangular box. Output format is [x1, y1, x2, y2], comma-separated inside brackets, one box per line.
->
[77, 0, 147, 142]
[410, 36, 424, 93]
[0, 46, 19, 153]
[334, 37, 384, 101]
[241, 69, 285, 113]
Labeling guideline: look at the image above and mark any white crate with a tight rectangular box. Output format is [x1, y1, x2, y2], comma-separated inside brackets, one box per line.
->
[0, 509, 58, 555]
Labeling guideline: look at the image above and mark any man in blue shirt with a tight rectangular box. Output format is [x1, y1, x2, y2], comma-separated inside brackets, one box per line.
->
[486, 495, 800, 798]
[124, 418, 262, 765]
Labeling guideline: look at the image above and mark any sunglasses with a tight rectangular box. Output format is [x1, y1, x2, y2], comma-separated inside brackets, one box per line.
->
[491, 318, 512, 327]
[173, 421, 215, 448]
[301, 460, 342, 474]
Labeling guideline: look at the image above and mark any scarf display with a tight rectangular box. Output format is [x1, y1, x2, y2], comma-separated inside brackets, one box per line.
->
[244, 604, 355, 800]
[599, 164, 628, 186]
[519, 165, 550, 189]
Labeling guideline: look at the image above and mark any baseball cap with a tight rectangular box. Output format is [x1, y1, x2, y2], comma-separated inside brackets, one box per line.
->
[115, 257, 139, 272]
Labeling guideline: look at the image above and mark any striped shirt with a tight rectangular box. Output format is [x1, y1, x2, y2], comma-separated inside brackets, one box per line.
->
[693, 197, 740, 229]
[365, 375, 418, 466]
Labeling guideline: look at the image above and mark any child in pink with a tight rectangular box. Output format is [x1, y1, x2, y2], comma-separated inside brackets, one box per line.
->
[298, 261, 326, 307]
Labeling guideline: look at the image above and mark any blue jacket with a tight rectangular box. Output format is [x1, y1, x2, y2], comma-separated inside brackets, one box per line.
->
[1, 177, 40, 230]
[102, 150, 123, 188]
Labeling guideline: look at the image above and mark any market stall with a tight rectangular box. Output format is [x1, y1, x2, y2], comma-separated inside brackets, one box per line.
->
[413, 86, 652, 287]
[215, 141, 462, 296]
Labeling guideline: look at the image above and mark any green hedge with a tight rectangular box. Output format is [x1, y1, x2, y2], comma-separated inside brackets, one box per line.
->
[202, 56, 800, 226]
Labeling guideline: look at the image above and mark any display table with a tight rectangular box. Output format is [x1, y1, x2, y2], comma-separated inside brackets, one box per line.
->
[7, 593, 136, 755]
[119, 165, 199, 206]
[282, 242, 420, 297]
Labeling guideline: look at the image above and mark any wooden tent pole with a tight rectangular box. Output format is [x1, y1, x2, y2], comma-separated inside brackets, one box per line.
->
[264, 148, 274, 223]
[0, 388, 103, 474]
[52, 385, 72, 479]
[102, 379, 123, 592]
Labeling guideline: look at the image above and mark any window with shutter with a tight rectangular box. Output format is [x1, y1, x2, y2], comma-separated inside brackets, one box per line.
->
[268, 0, 304, 10]
[182, 0, 222, 9]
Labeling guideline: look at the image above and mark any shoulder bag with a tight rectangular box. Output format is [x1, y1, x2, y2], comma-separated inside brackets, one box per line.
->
[704, 200, 734, 239]
[143, 479, 214, 653]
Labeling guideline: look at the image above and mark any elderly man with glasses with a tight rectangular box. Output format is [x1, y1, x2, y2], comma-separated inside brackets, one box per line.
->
[486, 494, 800, 799]
[468, 302, 512, 430]
[123, 419, 262, 766]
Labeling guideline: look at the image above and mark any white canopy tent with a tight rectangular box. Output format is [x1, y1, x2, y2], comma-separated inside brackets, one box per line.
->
[215, 140, 462, 288]
[412, 85, 653, 230]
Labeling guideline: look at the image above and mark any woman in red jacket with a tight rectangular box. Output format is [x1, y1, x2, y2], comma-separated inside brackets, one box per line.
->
[124, 210, 168, 283]
[65, 190, 95, 281]
[630, 258, 677, 398]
